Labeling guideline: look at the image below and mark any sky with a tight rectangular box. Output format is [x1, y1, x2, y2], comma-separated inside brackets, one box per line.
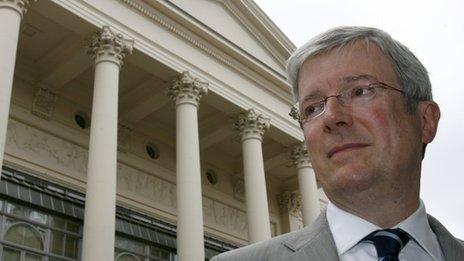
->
[254, 0, 464, 238]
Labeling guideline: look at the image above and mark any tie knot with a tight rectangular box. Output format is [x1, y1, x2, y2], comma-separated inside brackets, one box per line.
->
[364, 228, 410, 260]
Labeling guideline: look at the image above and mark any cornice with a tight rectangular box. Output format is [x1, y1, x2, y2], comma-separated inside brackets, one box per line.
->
[222, 0, 286, 66]
[236, 0, 296, 54]
[125, 0, 291, 92]
[46, 0, 302, 140]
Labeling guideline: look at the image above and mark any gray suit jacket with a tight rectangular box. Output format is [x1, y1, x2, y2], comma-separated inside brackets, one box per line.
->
[211, 211, 464, 261]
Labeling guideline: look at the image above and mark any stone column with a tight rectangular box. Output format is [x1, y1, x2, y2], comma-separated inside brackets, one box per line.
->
[277, 191, 303, 233]
[0, 0, 33, 171]
[167, 71, 208, 261]
[290, 143, 320, 226]
[82, 26, 133, 261]
[234, 109, 271, 243]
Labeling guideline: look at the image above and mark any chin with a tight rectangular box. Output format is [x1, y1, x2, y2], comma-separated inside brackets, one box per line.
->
[327, 168, 380, 193]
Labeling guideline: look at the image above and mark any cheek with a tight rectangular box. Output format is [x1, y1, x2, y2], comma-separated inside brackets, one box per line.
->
[360, 105, 396, 147]
[303, 126, 323, 154]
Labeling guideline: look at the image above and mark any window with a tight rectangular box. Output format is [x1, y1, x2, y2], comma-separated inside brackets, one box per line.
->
[115, 235, 176, 261]
[0, 199, 82, 261]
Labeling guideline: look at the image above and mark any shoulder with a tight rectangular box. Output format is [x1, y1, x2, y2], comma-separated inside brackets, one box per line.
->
[211, 212, 332, 261]
[210, 229, 306, 261]
[427, 214, 464, 258]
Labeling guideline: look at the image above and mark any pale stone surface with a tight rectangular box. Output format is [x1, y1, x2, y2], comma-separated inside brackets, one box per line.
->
[291, 143, 320, 226]
[234, 108, 270, 141]
[87, 25, 134, 67]
[0, 0, 33, 17]
[6, 120, 88, 176]
[234, 109, 272, 243]
[82, 25, 134, 261]
[277, 191, 304, 233]
[277, 191, 302, 215]
[31, 87, 57, 120]
[203, 197, 248, 238]
[117, 124, 132, 153]
[117, 164, 177, 209]
[167, 71, 209, 261]
[232, 175, 245, 202]
[0, 0, 32, 173]
[5, 118, 252, 240]
[166, 71, 208, 107]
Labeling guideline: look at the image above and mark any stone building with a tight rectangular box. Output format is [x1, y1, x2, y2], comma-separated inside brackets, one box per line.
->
[0, 0, 327, 260]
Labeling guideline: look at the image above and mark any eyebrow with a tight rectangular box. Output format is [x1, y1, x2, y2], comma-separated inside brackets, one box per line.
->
[342, 74, 377, 84]
[299, 74, 378, 103]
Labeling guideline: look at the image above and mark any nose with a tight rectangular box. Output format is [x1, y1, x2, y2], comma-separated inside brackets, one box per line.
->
[321, 97, 353, 133]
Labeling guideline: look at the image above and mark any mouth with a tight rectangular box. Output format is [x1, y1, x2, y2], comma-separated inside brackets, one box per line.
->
[328, 143, 369, 158]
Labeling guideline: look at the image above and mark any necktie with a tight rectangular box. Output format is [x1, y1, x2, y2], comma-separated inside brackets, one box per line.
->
[363, 228, 410, 261]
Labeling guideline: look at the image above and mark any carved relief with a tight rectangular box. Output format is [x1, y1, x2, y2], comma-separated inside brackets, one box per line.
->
[166, 71, 208, 107]
[117, 164, 176, 209]
[32, 87, 57, 120]
[290, 142, 311, 168]
[203, 197, 248, 238]
[6, 119, 250, 239]
[0, 0, 34, 17]
[117, 124, 132, 153]
[234, 109, 270, 141]
[87, 26, 134, 67]
[277, 191, 302, 216]
[6, 120, 88, 177]
[232, 175, 245, 202]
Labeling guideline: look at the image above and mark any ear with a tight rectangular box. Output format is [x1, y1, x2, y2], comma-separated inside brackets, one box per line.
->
[418, 101, 441, 144]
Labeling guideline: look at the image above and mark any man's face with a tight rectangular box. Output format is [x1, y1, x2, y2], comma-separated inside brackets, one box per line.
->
[298, 41, 436, 200]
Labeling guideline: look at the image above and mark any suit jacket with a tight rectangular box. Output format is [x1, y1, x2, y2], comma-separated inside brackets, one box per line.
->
[211, 211, 464, 261]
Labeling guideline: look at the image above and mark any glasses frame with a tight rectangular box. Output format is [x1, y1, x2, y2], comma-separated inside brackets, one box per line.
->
[290, 82, 405, 125]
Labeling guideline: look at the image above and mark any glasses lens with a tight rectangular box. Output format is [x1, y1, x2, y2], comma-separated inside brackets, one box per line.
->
[342, 85, 377, 106]
[300, 101, 325, 121]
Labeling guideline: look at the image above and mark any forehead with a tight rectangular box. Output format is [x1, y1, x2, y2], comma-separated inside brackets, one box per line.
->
[298, 41, 398, 97]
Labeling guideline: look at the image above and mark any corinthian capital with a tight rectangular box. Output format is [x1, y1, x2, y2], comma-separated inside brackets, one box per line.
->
[0, 0, 34, 17]
[277, 191, 301, 216]
[234, 109, 270, 141]
[87, 26, 134, 67]
[166, 71, 208, 107]
[290, 142, 311, 168]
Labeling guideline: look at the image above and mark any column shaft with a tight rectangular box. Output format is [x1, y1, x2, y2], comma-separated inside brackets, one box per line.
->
[234, 109, 271, 243]
[167, 71, 208, 261]
[0, 6, 23, 170]
[242, 137, 272, 242]
[297, 166, 320, 226]
[176, 102, 204, 261]
[82, 61, 119, 261]
[82, 26, 133, 261]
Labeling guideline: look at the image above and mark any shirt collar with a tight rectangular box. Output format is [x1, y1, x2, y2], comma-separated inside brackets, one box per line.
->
[395, 200, 442, 261]
[326, 201, 381, 255]
[326, 200, 440, 260]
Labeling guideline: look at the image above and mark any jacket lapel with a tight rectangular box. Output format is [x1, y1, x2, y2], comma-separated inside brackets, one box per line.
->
[428, 214, 464, 260]
[282, 211, 339, 261]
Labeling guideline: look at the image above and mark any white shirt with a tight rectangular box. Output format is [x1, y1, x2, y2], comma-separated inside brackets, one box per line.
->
[326, 200, 445, 261]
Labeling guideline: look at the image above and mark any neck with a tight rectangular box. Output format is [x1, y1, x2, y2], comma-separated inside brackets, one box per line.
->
[327, 185, 420, 228]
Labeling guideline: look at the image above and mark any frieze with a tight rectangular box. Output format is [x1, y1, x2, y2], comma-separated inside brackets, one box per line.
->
[5, 119, 250, 239]
[6, 120, 88, 176]
[203, 197, 248, 238]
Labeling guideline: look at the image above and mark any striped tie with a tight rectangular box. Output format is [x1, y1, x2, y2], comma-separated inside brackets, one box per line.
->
[363, 228, 410, 261]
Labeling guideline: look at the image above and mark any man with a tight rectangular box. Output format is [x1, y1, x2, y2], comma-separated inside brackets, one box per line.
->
[211, 27, 464, 260]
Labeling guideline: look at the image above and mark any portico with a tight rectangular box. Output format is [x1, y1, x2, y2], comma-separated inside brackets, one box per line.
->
[0, 0, 324, 260]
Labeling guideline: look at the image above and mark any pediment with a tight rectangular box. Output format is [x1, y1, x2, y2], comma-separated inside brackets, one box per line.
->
[168, 0, 294, 75]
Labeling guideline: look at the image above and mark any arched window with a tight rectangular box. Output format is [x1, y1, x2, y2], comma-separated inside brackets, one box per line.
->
[115, 252, 142, 261]
[4, 222, 44, 250]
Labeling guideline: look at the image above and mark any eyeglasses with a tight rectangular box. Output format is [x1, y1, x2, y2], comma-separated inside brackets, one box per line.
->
[290, 82, 404, 125]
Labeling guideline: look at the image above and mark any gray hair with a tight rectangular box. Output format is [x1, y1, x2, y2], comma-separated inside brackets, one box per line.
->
[286, 26, 432, 112]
